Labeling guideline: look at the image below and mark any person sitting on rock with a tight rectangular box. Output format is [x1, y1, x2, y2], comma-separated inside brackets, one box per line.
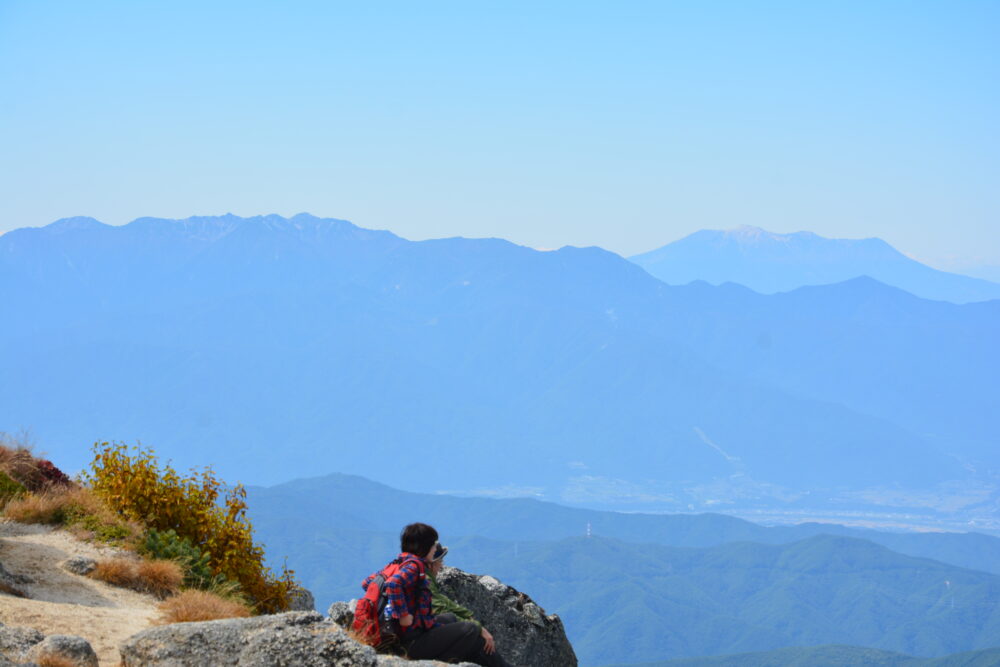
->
[378, 522, 510, 666]
[426, 542, 505, 663]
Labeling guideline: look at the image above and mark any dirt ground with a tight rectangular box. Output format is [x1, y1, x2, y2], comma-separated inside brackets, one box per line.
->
[0, 519, 160, 665]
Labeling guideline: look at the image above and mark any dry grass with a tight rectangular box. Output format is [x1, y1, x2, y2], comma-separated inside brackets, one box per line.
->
[3, 486, 142, 545]
[91, 557, 139, 588]
[34, 655, 78, 667]
[91, 557, 183, 599]
[157, 589, 251, 624]
[136, 559, 184, 598]
[2, 487, 72, 524]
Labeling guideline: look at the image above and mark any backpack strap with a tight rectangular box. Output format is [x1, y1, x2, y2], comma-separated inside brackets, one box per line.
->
[374, 555, 426, 613]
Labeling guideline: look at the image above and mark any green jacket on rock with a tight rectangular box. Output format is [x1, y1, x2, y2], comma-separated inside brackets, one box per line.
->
[428, 573, 481, 629]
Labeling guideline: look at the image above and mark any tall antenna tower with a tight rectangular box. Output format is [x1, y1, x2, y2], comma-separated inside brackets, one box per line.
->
[586, 522, 592, 538]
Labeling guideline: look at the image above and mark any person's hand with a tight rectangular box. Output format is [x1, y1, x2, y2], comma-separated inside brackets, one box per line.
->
[481, 627, 495, 654]
[399, 613, 413, 627]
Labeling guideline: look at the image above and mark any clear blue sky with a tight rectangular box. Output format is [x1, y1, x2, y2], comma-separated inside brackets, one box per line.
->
[1, 0, 997, 269]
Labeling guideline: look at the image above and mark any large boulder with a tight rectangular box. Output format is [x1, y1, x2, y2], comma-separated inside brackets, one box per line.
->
[121, 612, 374, 667]
[435, 567, 578, 667]
[0, 623, 44, 661]
[120, 611, 475, 667]
[26, 634, 99, 667]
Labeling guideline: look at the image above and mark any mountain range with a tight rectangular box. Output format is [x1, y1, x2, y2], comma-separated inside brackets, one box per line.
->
[245, 472, 1000, 666]
[630, 226, 1000, 303]
[1, 214, 997, 522]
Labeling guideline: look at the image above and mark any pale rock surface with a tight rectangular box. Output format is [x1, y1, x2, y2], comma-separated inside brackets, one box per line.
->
[435, 567, 577, 667]
[121, 611, 476, 666]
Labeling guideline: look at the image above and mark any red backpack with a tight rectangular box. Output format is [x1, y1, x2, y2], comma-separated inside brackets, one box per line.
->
[353, 555, 426, 648]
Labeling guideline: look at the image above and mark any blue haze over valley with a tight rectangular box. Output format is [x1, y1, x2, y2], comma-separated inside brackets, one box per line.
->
[4, 213, 1000, 665]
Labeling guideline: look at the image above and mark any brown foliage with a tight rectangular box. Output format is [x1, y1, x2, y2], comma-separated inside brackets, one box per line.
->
[0, 432, 71, 492]
[0, 442, 43, 491]
[90, 557, 182, 598]
[157, 589, 251, 624]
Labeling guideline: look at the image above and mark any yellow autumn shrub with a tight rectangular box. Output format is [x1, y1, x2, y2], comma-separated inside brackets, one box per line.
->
[84, 442, 295, 613]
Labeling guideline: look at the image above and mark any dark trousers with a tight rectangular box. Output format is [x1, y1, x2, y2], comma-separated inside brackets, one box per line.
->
[403, 613, 511, 667]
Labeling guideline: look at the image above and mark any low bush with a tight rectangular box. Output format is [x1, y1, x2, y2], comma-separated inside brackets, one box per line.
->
[135, 559, 185, 598]
[90, 557, 183, 598]
[90, 557, 136, 588]
[34, 459, 71, 489]
[157, 589, 251, 624]
[0, 443, 43, 491]
[0, 432, 72, 492]
[140, 528, 230, 590]
[86, 442, 296, 612]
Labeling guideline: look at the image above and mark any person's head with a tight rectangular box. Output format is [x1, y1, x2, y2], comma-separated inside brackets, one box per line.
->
[400, 522, 439, 559]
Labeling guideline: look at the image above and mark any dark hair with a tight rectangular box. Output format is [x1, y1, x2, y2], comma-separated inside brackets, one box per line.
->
[400, 522, 438, 556]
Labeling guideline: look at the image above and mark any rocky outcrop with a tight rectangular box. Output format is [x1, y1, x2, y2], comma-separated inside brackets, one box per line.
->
[286, 584, 316, 612]
[121, 611, 476, 667]
[62, 556, 97, 576]
[327, 568, 577, 667]
[26, 635, 99, 667]
[0, 622, 98, 667]
[435, 567, 577, 667]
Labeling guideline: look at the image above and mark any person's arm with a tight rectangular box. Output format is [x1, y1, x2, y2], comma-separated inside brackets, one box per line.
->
[384, 561, 419, 621]
[428, 574, 480, 627]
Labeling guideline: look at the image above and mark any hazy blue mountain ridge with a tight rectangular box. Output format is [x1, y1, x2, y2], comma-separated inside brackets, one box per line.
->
[630, 226, 1000, 303]
[1, 214, 996, 510]
[247, 473, 1000, 578]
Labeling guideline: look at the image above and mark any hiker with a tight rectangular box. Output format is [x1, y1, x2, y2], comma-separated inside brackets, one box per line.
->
[358, 522, 509, 666]
[426, 542, 508, 666]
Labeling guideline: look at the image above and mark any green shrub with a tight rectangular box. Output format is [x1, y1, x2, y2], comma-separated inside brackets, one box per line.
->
[0, 470, 26, 506]
[141, 528, 232, 590]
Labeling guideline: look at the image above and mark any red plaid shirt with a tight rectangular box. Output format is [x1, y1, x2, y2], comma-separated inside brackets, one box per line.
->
[362, 553, 436, 633]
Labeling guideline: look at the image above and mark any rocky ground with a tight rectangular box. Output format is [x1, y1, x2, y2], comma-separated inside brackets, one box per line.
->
[0, 519, 159, 665]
